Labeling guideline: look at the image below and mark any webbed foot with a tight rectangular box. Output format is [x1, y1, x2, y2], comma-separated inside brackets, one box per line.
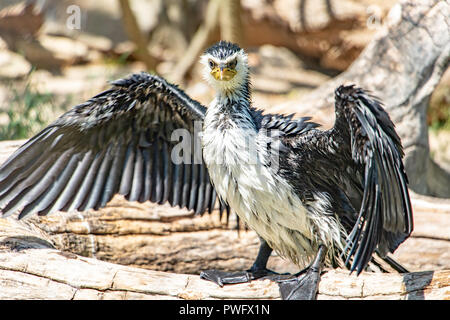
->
[200, 268, 283, 287]
[278, 245, 328, 300]
[278, 267, 322, 300]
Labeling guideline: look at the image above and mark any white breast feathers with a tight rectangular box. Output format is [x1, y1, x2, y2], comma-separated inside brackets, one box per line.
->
[201, 101, 346, 266]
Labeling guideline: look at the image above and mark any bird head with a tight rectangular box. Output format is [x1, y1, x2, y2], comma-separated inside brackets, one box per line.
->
[200, 41, 249, 94]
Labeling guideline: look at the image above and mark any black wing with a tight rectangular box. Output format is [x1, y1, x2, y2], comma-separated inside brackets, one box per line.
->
[331, 85, 413, 274]
[0, 72, 226, 220]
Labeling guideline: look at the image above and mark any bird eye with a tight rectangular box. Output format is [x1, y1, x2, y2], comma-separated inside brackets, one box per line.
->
[228, 59, 237, 69]
[208, 59, 215, 69]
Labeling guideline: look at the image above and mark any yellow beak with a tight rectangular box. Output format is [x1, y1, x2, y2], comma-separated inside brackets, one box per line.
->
[211, 67, 237, 81]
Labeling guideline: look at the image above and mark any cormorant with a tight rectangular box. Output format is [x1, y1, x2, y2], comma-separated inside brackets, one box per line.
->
[0, 41, 413, 300]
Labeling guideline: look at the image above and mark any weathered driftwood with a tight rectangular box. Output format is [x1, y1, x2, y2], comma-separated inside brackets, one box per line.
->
[1, 194, 449, 274]
[274, 0, 450, 198]
[0, 248, 448, 300]
[0, 196, 300, 275]
[0, 138, 449, 299]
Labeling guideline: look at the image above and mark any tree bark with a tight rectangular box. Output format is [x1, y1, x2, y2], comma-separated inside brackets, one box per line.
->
[275, 0, 450, 197]
[220, 0, 245, 46]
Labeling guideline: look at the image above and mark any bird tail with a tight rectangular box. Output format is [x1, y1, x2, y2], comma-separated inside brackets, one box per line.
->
[378, 254, 409, 273]
[365, 253, 409, 273]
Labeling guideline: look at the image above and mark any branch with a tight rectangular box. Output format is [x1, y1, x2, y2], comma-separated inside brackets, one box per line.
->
[166, 0, 221, 83]
[118, 0, 157, 70]
[220, 0, 244, 46]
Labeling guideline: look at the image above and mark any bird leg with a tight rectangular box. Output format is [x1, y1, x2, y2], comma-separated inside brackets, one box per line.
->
[278, 245, 328, 300]
[200, 238, 284, 287]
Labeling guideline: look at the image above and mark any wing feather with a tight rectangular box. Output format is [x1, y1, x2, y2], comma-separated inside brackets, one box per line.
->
[0, 127, 57, 181]
[0, 73, 227, 220]
[29, 153, 80, 216]
[77, 150, 107, 212]
[188, 164, 199, 211]
[2, 149, 72, 217]
[195, 163, 206, 215]
[171, 163, 183, 207]
[333, 85, 413, 274]
[51, 150, 95, 213]
[101, 141, 126, 207]
[140, 147, 152, 202]
[181, 162, 191, 209]
[84, 144, 114, 210]
[129, 146, 144, 202]
[119, 142, 136, 197]
[161, 140, 171, 204]
[151, 138, 163, 203]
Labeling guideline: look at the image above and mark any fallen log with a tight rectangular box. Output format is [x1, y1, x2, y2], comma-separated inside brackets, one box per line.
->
[0, 194, 449, 300]
[0, 185, 449, 275]
[0, 248, 448, 300]
[0, 138, 449, 299]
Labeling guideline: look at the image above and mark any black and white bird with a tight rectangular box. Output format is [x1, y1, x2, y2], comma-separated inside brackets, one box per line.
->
[0, 41, 413, 299]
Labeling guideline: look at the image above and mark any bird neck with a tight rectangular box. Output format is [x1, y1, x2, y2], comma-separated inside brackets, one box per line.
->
[205, 81, 255, 132]
[215, 80, 251, 113]
[218, 78, 250, 100]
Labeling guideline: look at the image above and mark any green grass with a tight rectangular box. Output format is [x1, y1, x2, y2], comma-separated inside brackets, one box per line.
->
[0, 82, 52, 140]
[428, 85, 450, 132]
[103, 51, 133, 67]
[0, 80, 73, 141]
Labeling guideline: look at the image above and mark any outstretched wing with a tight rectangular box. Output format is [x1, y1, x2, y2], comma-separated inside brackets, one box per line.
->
[332, 85, 413, 274]
[0, 72, 225, 220]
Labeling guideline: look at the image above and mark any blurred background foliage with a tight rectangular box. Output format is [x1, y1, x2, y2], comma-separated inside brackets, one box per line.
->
[0, 80, 53, 140]
[0, 0, 448, 162]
